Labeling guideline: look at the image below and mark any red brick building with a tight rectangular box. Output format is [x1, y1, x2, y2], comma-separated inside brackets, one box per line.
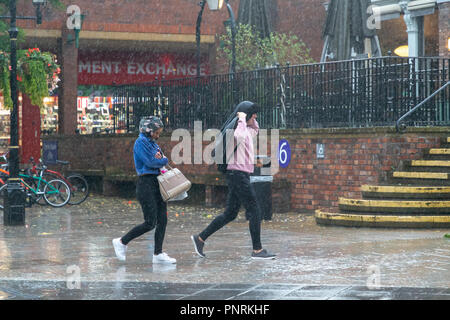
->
[7, 0, 447, 137]
[5, 0, 447, 214]
[13, 0, 327, 136]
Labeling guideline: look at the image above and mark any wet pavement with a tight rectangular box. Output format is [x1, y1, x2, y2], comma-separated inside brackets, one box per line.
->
[0, 195, 449, 300]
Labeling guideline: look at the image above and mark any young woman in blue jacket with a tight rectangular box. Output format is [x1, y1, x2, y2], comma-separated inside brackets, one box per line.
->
[113, 116, 176, 264]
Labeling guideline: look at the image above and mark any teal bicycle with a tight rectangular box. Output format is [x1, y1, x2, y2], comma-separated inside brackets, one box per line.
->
[0, 160, 71, 209]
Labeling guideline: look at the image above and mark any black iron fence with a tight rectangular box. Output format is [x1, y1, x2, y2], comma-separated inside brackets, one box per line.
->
[110, 56, 450, 132]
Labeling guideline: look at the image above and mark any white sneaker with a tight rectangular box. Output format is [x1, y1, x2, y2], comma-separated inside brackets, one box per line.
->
[153, 252, 176, 264]
[113, 238, 127, 261]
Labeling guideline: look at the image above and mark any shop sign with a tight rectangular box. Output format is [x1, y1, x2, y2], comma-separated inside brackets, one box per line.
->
[43, 140, 58, 164]
[78, 51, 209, 85]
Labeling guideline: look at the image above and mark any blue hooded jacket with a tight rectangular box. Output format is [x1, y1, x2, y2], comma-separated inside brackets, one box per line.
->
[134, 133, 168, 175]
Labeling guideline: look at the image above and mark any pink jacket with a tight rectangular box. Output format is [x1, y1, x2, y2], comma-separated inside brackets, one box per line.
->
[227, 114, 259, 173]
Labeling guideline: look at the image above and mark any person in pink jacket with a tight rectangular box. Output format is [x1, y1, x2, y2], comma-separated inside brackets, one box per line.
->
[191, 101, 276, 260]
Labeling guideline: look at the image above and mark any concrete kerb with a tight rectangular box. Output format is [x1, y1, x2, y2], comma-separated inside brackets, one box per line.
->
[315, 209, 450, 228]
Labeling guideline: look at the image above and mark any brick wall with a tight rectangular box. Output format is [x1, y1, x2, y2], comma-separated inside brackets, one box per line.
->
[58, 27, 78, 135]
[274, 0, 326, 61]
[42, 127, 447, 213]
[275, 129, 443, 211]
[18, 0, 326, 62]
[18, 1, 447, 62]
[18, 0, 230, 35]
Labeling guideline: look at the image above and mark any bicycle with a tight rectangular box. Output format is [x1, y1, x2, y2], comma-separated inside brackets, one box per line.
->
[0, 163, 71, 209]
[30, 157, 89, 205]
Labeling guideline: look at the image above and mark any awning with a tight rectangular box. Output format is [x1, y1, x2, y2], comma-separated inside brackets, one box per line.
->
[371, 4, 402, 21]
[407, 0, 436, 16]
[370, 0, 436, 20]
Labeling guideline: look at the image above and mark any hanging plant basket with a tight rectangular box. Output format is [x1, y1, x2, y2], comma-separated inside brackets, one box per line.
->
[0, 48, 60, 109]
[21, 61, 30, 75]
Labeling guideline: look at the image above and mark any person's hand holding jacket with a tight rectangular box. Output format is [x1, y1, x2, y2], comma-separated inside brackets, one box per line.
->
[237, 112, 247, 119]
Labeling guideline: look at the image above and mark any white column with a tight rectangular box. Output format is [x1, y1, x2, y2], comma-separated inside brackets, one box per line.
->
[404, 12, 420, 57]
[400, 1, 420, 57]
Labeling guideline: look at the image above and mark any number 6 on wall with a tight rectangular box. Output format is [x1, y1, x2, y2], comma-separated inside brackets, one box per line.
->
[278, 139, 291, 168]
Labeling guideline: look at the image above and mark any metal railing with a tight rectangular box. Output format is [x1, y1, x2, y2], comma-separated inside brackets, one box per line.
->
[109, 56, 450, 132]
[396, 81, 450, 132]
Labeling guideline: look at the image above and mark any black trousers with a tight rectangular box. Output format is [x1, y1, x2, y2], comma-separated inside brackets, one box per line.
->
[121, 175, 167, 255]
[199, 170, 262, 251]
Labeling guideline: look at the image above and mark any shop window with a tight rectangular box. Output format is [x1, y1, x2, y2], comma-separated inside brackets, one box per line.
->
[77, 96, 113, 134]
[77, 85, 114, 134]
[41, 97, 58, 134]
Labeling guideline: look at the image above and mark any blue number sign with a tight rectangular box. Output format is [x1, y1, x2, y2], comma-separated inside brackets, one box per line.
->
[278, 139, 291, 168]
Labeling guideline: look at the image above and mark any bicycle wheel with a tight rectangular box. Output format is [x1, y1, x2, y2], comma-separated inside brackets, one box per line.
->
[36, 173, 59, 205]
[67, 174, 89, 205]
[43, 179, 71, 207]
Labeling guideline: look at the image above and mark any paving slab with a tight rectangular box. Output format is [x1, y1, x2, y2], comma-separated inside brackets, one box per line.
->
[0, 195, 449, 300]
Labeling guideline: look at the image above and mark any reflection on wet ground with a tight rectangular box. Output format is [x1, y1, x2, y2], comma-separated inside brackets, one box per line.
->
[0, 280, 449, 300]
[0, 195, 449, 299]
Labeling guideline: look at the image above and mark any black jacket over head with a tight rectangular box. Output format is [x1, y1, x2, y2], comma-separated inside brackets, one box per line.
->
[214, 101, 259, 173]
[220, 100, 259, 132]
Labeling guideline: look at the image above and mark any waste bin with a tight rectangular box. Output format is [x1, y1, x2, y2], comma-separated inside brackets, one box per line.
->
[250, 155, 273, 221]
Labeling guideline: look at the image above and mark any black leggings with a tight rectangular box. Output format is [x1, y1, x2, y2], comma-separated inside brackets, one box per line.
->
[199, 170, 262, 251]
[121, 175, 167, 255]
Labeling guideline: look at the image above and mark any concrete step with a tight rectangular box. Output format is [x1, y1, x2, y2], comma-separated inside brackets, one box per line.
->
[315, 136, 450, 229]
[403, 160, 450, 173]
[388, 171, 449, 186]
[338, 197, 450, 214]
[429, 148, 450, 155]
[361, 185, 450, 200]
[423, 148, 450, 160]
[315, 209, 450, 228]
[393, 171, 448, 179]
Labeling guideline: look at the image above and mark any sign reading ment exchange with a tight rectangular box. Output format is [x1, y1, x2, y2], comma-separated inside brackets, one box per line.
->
[78, 51, 210, 85]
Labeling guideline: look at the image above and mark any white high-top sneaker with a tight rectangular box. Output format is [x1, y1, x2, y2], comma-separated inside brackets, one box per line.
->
[112, 238, 127, 261]
[153, 252, 177, 264]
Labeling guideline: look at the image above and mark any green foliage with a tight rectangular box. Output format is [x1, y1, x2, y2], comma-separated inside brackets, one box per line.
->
[0, 0, 64, 51]
[19, 48, 60, 108]
[0, 48, 60, 109]
[0, 9, 26, 52]
[0, 0, 63, 109]
[0, 51, 11, 107]
[267, 32, 315, 66]
[217, 23, 315, 72]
